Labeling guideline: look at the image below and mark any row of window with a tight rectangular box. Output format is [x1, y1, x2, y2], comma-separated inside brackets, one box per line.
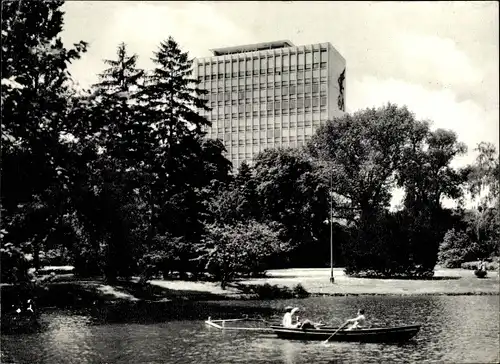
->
[204, 106, 327, 120]
[226, 137, 313, 157]
[198, 62, 328, 80]
[206, 84, 328, 101]
[211, 125, 321, 139]
[206, 120, 326, 135]
[199, 69, 328, 83]
[206, 107, 327, 119]
[197, 49, 328, 75]
[208, 99, 327, 112]
[199, 79, 328, 95]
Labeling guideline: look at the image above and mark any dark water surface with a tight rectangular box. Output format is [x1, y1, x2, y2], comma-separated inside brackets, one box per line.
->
[2, 295, 499, 364]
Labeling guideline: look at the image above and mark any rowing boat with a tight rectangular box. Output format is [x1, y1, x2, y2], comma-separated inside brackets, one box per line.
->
[269, 324, 421, 343]
[205, 318, 420, 343]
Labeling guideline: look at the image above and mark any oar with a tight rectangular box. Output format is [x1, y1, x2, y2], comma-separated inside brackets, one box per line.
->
[322, 321, 349, 345]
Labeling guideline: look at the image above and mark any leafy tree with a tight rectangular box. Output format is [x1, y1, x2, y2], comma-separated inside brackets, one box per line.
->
[438, 228, 480, 268]
[308, 104, 419, 223]
[1, 0, 87, 271]
[398, 128, 468, 272]
[201, 221, 286, 289]
[252, 148, 329, 266]
[467, 142, 499, 207]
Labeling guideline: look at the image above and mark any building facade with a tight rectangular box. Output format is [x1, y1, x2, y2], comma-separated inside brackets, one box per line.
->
[194, 40, 346, 170]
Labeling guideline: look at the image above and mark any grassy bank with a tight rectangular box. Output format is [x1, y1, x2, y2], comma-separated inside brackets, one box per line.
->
[149, 267, 500, 298]
[2, 267, 498, 312]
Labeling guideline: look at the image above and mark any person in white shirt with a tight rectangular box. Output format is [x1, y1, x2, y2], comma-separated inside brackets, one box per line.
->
[282, 306, 301, 328]
[346, 309, 366, 330]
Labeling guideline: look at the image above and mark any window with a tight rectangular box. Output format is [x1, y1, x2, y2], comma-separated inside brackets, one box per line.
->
[298, 53, 305, 66]
[320, 97, 327, 106]
[282, 86, 289, 96]
[297, 85, 304, 94]
[320, 62, 327, 69]
[297, 98, 304, 109]
[305, 84, 312, 93]
[304, 97, 311, 108]
[305, 52, 312, 65]
[283, 55, 289, 67]
[289, 85, 296, 95]
[290, 55, 296, 66]
[260, 58, 267, 69]
[282, 100, 289, 109]
[312, 97, 319, 107]
[313, 50, 321, 63]
[275, 101, 281, 109]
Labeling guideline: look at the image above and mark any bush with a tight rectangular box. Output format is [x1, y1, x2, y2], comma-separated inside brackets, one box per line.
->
[461, 259, 499, 271]
[438, 229, 480, 268]
[292, 283, 310, 298]
[251, 283, 310, 299]
[474, 269, 487, 278]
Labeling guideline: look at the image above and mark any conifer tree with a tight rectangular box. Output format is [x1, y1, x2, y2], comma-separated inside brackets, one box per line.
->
[138, 36, 211, 242]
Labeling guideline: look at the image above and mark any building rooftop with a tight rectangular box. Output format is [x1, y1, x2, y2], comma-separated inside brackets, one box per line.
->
[210, 40, 295, 56]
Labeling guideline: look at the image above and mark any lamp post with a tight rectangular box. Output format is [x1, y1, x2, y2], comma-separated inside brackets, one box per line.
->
[311, 157, 337, 284]
[329, 170, 334, 284]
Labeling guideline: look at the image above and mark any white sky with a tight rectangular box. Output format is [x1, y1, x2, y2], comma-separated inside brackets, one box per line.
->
[61, 1, 499, 207]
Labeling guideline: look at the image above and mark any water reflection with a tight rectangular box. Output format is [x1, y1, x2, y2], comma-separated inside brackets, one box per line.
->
[1, 296, 498, 364]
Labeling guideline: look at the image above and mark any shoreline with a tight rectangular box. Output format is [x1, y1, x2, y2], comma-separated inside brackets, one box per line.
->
[1, 267, 498, 310]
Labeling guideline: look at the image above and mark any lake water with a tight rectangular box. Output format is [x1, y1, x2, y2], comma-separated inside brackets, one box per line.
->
[1, 295, 499, 364]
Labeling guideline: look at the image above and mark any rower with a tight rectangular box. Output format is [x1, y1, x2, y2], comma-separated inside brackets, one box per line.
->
[282, 306, 301, 328]
[345, 309, 366, 331]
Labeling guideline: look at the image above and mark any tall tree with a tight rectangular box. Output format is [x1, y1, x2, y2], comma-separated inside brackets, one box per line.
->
[138, 37, 211, 244]
[1, 0, 87, 271]
[467, 142, 499, 208]
[308, 104, 418, 224]
[398, 128, 468, 272]
[252, 147, 329, 267]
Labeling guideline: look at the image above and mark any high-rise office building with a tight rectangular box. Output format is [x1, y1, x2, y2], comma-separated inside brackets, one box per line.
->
[194, 40, 346, 170]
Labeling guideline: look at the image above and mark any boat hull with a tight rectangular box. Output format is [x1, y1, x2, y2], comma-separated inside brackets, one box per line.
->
[270, 325, 421, 343]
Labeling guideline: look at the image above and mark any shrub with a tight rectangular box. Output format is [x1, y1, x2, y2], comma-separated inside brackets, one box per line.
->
[438, 229, 480, 268]
[292, 283, 310, 298]
[474, 269, 487, 278]
[254, 283, 293, 299]
[461, 260, 499, 271]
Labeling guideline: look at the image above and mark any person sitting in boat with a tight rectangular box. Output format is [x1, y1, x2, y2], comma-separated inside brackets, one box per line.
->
[282, 306, 301, 328]
[346, 309, 366, 331]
